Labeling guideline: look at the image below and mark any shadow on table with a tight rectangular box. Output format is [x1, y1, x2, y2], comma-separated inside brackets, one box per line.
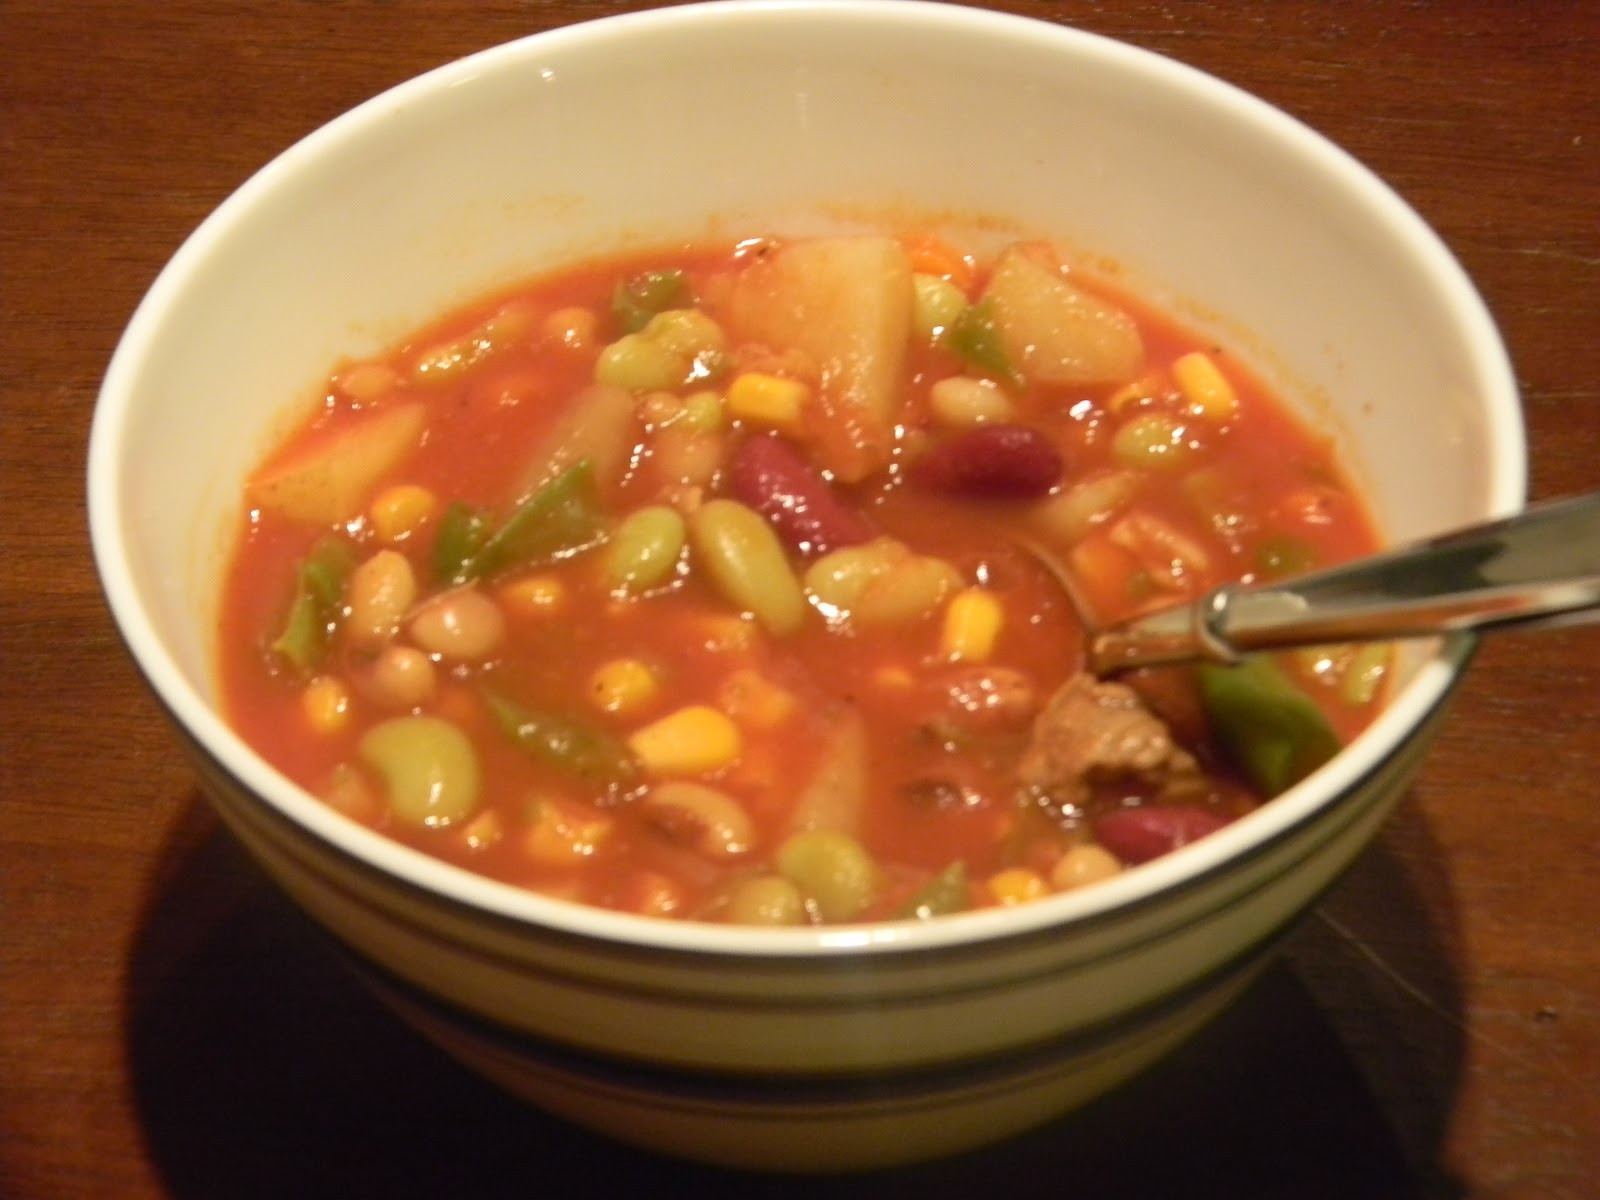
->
[124, 796, 1465, 1200]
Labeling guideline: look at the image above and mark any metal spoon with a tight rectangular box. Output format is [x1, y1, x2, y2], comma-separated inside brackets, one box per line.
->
[1064, 492, 1600, 676]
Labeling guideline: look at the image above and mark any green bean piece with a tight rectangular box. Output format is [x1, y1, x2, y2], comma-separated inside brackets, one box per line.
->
[433, 501, 493, 584]
[606, 505, 687, 594]
[270, 536, 356, 672]
[1112, 412, 1194, 471]
[893, 861, 970, 921]
[776, 829, 879, 923]
[1341, 642, 1390, 707]
[612, 269, 687, 334]
[941, 298, 1023, 389]
[1198, 656, 1341, 797]
[454, 459, 608, 583]
[484, 691, 640, 792]
[359, 715, 480, 828]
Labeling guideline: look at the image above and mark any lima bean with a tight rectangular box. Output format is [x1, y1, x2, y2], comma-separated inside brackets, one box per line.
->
[724, 875, 806, 926]
[358, 716, 480, 828]
[606, 506, 686, 594]
[776, 829, 879, 922]
[688, 499, 806, 635]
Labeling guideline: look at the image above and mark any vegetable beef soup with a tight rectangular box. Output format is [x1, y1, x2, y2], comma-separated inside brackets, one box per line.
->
[220, 233, 1386, 925]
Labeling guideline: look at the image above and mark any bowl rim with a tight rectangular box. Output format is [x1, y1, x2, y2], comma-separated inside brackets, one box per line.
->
[87, 0, 1526, 960]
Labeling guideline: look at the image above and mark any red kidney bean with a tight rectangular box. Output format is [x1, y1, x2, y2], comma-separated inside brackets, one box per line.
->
[1093, 805, 1231, 865]
[727, 434, 872, 556]
[910, 424, 1062, 498]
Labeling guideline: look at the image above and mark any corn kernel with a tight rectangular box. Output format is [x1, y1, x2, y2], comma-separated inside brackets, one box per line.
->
[718, 667, 796, 730]
[1171, 350, 1238, 419]
[628, 705, 742, 776]
[589, 657, 661, 716]
[497, 573, 566, 617]
[987, 866, 1049, 906]
[368, 484, 438, 544]
[939, 587, 1004, 662]
[725, 372, 809, 432]
[523, 797, 614, 867]
[302, 675, 351, 734]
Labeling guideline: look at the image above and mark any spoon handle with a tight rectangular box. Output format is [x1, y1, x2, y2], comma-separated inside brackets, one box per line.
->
[1088, 492, 1600, 674]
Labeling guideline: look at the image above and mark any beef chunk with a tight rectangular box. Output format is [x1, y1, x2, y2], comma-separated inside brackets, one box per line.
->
[1018, 672, 1201, 813]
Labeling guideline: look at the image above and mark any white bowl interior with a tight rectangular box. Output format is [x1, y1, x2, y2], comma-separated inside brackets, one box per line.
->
[89, 0, 1522, 954]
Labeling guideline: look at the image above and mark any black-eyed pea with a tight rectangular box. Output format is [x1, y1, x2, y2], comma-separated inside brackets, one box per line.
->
[361, 644, 437, 710]
[1051, 843, 1123, 891]
[345, 549, 417, 646]
[409, 586, 506, 661]
[640, 781, 755, 860]
[653, 427, 725, 487]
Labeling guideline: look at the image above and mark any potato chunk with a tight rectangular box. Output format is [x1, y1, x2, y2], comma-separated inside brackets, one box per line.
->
[248, 402, 424, 524]
[984, 245, 1144, 386]
[728, 236, 912, 482]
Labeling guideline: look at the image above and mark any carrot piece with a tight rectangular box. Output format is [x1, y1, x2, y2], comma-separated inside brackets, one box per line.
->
[899, 232, 977, 291]
[1065, 531, 1145, 624]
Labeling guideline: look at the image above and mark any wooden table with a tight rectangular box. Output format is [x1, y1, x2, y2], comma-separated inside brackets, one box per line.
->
[4, 2, 1597, 1196]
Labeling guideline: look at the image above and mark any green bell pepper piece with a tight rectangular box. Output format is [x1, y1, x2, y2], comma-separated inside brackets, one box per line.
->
[941, 298, 1023, 389]
[893, 861, 970, 920]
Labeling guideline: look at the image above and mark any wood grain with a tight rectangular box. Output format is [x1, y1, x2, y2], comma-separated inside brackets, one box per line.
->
[3, 2, 1596, 1197]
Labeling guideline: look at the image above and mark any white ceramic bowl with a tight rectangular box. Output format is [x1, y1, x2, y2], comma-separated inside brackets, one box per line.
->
[89, 0, 1522, 1172]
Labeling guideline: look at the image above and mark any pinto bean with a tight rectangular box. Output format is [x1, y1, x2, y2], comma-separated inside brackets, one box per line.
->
[911, 424, 1062, 499]
[1093, 804, 1230, 865]
[727, 433, 871, 556]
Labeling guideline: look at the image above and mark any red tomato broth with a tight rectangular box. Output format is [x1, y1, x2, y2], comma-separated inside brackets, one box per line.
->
[218, 233, 1387, 925]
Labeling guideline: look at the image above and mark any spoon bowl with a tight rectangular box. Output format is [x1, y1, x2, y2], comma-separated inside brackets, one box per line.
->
[1071, 492, 1600, 675]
